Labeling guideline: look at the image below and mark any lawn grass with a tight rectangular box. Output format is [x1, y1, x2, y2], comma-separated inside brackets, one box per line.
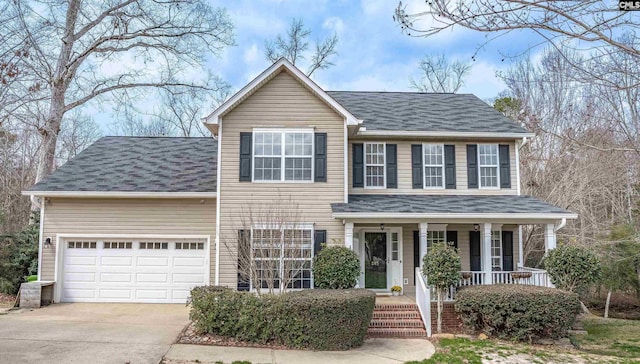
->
[405, 338, 561, 364]
[407, 324, 640, 364]
[573, 316, 640, 359]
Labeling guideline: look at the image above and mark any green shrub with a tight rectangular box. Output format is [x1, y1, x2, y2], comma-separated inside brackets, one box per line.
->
[544, 244, 602, 294]
[312, 246, 360, 289]
[189, 286, 375, 350]
[0, 214, 39, 295]
[455, 285, 581, 341]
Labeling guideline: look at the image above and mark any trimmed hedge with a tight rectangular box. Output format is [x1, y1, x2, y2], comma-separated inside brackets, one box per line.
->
[455, 285, 581, 341]
[313, 246, 360, 289]
[189, 286, 375, 350]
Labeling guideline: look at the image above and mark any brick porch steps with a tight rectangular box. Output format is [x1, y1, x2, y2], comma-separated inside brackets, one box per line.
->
[368, 303, 427, 338]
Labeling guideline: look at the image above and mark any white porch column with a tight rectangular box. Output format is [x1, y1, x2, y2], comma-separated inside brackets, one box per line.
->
[518, 225, 524, 268]
[482, 223, 492, 284]
[419, 222, 428, 269]
[544, 223, 557, 252]
[344, 222, 354, 249]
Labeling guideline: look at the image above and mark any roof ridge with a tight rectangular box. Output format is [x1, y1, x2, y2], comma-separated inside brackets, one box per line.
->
[327, 91, 473, 95]
[100, 136, 215, 139]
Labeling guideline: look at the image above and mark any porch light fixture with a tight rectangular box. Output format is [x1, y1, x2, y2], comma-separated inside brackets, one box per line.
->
[44, 237, 52, 249]
[380, 224, 384, 231]
[473, 224, 480, 232]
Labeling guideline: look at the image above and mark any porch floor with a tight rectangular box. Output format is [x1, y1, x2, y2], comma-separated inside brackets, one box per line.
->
[375, 295, 416, 304]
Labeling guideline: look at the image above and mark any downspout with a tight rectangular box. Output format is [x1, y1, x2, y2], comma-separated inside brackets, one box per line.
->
[30, 195, 41, 209]
[554, 218, 567, 232]
[32, 196, 44, 281]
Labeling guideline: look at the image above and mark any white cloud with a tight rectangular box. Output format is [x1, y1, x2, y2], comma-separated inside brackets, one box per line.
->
[460, 61, 507, 99]
[243, 43, 260, 64]
[323, 16, 344, 34]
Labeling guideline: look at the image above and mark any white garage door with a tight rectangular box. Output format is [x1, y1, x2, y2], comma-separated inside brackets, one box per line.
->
[61, 238, 208, 303]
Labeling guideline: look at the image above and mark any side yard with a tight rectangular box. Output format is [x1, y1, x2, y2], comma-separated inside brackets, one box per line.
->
[409, 316, 640, 364]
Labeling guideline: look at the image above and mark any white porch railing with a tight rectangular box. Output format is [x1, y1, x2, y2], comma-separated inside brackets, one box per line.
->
[426, 267, 554, 302]
[415, 267, 432, 337]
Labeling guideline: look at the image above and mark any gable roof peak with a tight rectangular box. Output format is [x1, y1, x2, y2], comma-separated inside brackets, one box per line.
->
[202, 58, 362, 135]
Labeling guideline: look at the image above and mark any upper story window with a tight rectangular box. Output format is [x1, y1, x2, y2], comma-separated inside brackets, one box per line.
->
[478, 144, 499, 188]
[365, 143, 385, 188]
[253, 130, 313, 182]
[423, 144, 444, 188]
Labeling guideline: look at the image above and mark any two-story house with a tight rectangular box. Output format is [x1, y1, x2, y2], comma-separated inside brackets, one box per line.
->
[24, 59, 575, 307]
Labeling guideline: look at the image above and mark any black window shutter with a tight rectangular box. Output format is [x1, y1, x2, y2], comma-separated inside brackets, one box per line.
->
[314, 133, 327, 182]
[499, 144, 511, 189]
[466, 144, 478, 189]
[446, 230, 458, 250]
[239, 132, 252, 182]
[314, 230, 326, 256]
[386, 144, 397, 188]
[502, 231, 514, 271]
[352, 144, 364, 188]
[411, 144, 423, 189]
[469, 231, 481, 271]
[444, 144, 456, 189]
[237, 230, 250, 291]
[413, 231, 420, 282]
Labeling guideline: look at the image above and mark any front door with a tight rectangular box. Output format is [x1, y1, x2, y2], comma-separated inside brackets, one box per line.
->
[364, 232, 387, 289]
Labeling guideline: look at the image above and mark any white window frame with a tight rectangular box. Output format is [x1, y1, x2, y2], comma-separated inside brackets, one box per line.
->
[478, 144, 500, 189]
[250, 223, 315, 291]
[422, 143, 445, 189]
[364, 142, 386, 189]
[491, 230, 502, 271]
[426, 230, 446, 248]
[252, 128, 315, 183]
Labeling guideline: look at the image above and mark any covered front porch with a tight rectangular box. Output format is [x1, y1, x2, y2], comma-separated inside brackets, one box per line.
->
[331, 194, 578, 296]
[344, 221, 556, 296]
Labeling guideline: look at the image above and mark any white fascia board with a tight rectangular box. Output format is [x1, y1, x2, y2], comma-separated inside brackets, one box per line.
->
[356, 130, 535, 139]
[332, 212, 578, 220]
[23, 191, 217, 198]
[201, 58, 362, 127]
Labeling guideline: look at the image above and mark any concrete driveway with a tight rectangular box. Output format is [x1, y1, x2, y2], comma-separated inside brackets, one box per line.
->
[0, 303, 190, 364]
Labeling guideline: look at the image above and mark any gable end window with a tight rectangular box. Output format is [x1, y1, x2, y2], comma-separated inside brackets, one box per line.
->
[423, 144, 444, 188]
[478, 144, 500, 188]
[364, 143, 385, 188]
[253, 130, 313, 182]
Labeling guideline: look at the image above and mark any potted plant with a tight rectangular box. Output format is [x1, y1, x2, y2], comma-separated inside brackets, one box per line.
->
[391, 285, 402, 296]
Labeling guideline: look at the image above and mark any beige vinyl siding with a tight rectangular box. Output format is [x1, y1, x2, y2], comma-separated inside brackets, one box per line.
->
[40, 198, 216, 282]
[349, 140, 518, 195]
[218, 70, 345, 288]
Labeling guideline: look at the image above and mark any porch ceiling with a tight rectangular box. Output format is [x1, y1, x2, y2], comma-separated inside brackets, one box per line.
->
[331, 194, 576, 221]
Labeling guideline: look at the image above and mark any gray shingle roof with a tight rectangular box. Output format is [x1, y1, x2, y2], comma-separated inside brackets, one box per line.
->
[28, 137, 217, 193]
[332, 195, 573, 215]
[327, 91, 529, 133]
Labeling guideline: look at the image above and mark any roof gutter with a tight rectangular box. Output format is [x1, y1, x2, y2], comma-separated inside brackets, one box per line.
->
[22, 191, 217, 198]
[356, 130, 535, 139]
[332, 212, 578, 220]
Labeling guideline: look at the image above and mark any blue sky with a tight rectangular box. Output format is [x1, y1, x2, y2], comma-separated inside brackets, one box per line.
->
[210, 0, 543, 101]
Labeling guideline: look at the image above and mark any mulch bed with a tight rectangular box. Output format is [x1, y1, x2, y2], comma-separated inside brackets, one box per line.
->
[177, 323, 292, 350]
[0, 293, 16, 307]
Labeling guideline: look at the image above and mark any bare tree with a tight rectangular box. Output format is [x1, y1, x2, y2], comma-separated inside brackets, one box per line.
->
[494, 47, 638, 264]
[0, 0, 235, 198]
[56, 111, 102, 162]
[394, 1, 639, 68]
[265, 18, 338, 77]
[225, 197, 312, 295]
[410, 54, 472, 93]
